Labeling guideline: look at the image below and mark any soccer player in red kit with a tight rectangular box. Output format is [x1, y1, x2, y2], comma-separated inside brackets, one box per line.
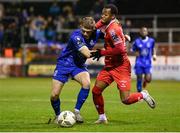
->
[91, 4, 156, 124]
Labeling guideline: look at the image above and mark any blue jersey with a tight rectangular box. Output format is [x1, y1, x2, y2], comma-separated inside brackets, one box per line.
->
[57, 29, 103, 67]
[132, 36, 155, 67]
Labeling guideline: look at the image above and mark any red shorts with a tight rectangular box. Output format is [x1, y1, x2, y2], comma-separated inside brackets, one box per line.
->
[97, 65, 131, 91]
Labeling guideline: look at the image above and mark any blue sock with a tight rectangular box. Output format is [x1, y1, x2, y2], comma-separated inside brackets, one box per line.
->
[51, 98, 60, 116]
[137, 79, 142, 92]
[75, 88, 90, 110]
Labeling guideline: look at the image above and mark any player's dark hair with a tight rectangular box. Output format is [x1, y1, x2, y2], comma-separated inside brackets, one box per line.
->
[141, 26, 147, 29]
[105, 4, 118, 15]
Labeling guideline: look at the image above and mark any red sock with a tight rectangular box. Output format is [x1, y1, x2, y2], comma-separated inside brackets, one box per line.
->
[92, 86, 104, 114]
[123, 93, 143, 105]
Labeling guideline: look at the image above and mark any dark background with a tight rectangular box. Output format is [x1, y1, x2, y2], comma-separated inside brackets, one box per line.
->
[1, 0, 180, 15]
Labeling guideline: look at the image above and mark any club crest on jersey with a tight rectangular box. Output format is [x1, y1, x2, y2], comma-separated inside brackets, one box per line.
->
[110, 30, 120, 42]
[90, 40, 95, 46]
[76, 37, 82, 45]
[139, 44, 143, 47]
[119, 80, 127, 88]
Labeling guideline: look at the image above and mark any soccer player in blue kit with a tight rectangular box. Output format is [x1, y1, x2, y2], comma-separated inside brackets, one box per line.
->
[132, 27, 157, 92]
[50, 16, 103, 123]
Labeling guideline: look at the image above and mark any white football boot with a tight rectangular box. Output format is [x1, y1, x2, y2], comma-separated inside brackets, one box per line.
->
[94, 119, 108, 124]
[74, 111, 84, 123]
[94, 114, 108, 124]
[142, 90, 156, 109]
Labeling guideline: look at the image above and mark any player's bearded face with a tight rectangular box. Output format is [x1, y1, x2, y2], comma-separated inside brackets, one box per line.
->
[81, 27, 94, 39]
[101, 8, 114, 24]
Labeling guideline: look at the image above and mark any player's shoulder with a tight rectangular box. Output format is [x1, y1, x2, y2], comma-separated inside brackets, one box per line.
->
[110, 22, 121, 30]
[148, 37, 155, 42]
[95, 29, 101, 34]
[107, 23, 122, 37]
[134, 37, 141, 43]
[71, 29, 81, 37]
[70, 29, 84, 41]
[93, 29, 103, 38]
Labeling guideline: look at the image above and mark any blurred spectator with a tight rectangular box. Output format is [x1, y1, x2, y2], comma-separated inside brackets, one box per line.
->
[123, 19, 136, 41]
[90, 0, 104, 20]
[62, 5, 77, 29]
[49, 1, 61, 18]
[30, 15, 47, 54]
[3, 19, 20, 53]
[0, 3, 4, 20]
[45, 16, 57, 42]
[55, 15, 65, 42]
[29, 6, 35, 17]
[0, 23, 4, 56]
[30, 15, 47, 43]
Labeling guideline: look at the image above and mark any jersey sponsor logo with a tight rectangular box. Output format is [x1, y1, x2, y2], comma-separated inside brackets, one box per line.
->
[90, 40, 95, 46]
[110, 30, 120, 43]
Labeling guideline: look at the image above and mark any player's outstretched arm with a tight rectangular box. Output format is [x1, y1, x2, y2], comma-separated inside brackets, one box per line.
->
[152, 47, 157, 61]
[124, 34, 131, 42]
[79, 46, 91, 58]
[91, 44, 126, 61]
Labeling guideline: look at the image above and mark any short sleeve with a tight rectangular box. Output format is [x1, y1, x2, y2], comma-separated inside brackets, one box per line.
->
[132, 40, 138, 52]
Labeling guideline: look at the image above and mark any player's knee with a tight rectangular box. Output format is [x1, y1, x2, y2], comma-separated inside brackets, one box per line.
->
[145, 78, 151, 83]
[122, 99, 131, 105]
[82, 80, 90, 89]
[51, 93, 59, 100]
[146, 79, 151, 83]
[51, 90, 60, 100]
[92, 86, 102, 95]
[81, 79, 90, 88]
[121, 96, 131, 105]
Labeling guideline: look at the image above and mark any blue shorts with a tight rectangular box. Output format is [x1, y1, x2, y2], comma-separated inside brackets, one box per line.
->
[53, 64, 88, 83]
[134, 66, 152, 75]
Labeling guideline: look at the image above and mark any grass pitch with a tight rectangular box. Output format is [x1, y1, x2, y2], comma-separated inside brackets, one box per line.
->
[0, 77, 180, 132]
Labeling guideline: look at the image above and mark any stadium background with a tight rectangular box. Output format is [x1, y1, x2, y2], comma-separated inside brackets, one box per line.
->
[0, 0, 180, 80]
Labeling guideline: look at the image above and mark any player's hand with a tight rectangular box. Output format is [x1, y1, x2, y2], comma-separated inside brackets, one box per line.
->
[153, 55, 157, 61]
[124, 34, 131, 42]
[90, 49, 102, 61]
[135, 51, 140, 57]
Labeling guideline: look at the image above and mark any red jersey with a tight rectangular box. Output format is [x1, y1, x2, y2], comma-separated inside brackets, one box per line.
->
[96, 19, 129, 68]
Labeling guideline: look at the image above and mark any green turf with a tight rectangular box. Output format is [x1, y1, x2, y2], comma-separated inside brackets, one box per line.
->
[0, 77, 180, 131]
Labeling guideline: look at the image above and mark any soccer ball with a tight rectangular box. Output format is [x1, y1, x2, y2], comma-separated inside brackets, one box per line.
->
[58, 111, 76, 127]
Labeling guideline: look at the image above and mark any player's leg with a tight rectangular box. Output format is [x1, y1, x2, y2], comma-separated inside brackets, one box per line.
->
[134, 66, 143, 92]
[143, 67, 152, 88]
[92, 69, 113, 124]
[136, 74, 143, 92]
[112, 69, 156, 108]
[118, 83, 155, 108]
[50, 79, 64, 124]
[50, 65, 69, 123]
[50, 79, 64, 116]
[73, 69, 91, 123]
[92, 80, 109, 124]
